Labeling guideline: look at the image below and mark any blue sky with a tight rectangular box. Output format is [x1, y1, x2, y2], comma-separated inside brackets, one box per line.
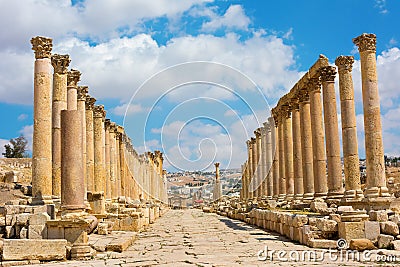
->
[0, 0, 399, 171]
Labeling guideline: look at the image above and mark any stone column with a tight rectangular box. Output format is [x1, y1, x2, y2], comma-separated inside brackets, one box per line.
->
[85, 97, 96, 193]
[282, 105, 294, 201]
[93, 105, 106, 193]
[271, 116, 280, 199]
[264, 122, 273, 199]
[320, 66, 344, 202]
[31, 36, 53, 205]
[246, 140, 253, 201]
[299, 90, 314, 201]
[308, 77, 328, 198]
[213, 162, 222, 200]
[259, 126, 267, 197]
[278, 111, 286, 200]
[254, 129, 262, 199]
[104, 119, 111, 200]
[109, 123, 118, 199]
[250, 137, 258, 200]
[51, 54, 70, 198]
[118, 129, 126, 198]
[67, 70, 80, 110]
[115, 131, 122, 197]
[77, 86, 88, 205]
[353, 33, 390, 198]
[335, 55, 363, 200]
[291, 99, 304, 200]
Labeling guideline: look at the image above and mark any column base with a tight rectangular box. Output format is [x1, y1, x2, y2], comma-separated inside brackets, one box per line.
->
[326, 191, 344, 204]
[302, 192, 314, 203]
[277, 194, 286, 202]
[313, 192, 327, 199]
[70, 243, 93, 260]
[31, 195, 54, 205]
[364, 186, 391, 198]
[342, 189, 364, 202]
[294, 194, 304, 201]
[285, 194, 294, 202]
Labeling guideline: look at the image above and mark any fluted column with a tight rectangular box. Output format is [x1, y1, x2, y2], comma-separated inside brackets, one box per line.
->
[265, 121, 273, 199]
[109, 123, 118, 199]
[246, 140, 253, 200]
[277, 111, 286, 200]
[282, 105, 294, 201]
[320, 66, 344, 202]
[353, 33, 389, 198]
[85, 97, 96, 193]
[254, 129, 262, 199]
[335, 56, 363, 200]
[308, 78, 328, 198]
[51, 54, 70, 198]
[115, 131, 122, 197]
[259, 126, 267, 198]
[250, 137, 258, 200]
[119, 130, 126, 198]
[299, 90, 314, 201]
[291, 99, 304, 200]
[31, 36, 53, 205]
[271, 116, 280, 199]
[104, 119, 111, 200]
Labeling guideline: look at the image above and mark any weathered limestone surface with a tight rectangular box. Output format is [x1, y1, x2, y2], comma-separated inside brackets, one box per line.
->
[2, 239, 67, 261]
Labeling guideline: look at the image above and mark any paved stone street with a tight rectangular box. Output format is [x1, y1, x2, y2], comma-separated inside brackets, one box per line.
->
[17, 208, 398, 266]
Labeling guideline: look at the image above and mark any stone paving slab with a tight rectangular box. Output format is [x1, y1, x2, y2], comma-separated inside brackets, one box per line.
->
[11, 209, 400, 266]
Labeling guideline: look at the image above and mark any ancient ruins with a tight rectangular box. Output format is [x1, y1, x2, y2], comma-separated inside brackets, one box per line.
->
[206, 33, 400, 251]
[0, 36, 168, 263]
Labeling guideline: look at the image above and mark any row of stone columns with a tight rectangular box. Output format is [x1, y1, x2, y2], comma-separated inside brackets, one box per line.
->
[240, 33, 390, 207]
[30, 36, 168, 215]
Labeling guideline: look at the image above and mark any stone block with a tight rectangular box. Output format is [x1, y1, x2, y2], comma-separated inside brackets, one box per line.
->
[338, 222, 365, 242]
[310, 201, 328, 213]
[6, 215, 16, 226]
[337, 206, 354, 213]
[97, 222, 108, 235]
[28, 224, 47, 239]
[364, 221, 380, 241]
[2, 239, 67, 261]
[392, 240, 400, 251]
[292, 215, 308, 227]
[47, 225, 65, 239]
[293, 227, 301, 242]
[32, 205, 47, 214]
[316, 218, 338, 232]
[20, 227, 28, 239]
[329, 214, 341, 223]
[308, 239, 337, 249]
[5, 205, 20, 215]
[5, 225, 15, 238]
[370, 210, 388, 222]
[106, 234, 136, 252]
[0, 216, 5, 226]
[378, 234, 394, 249]
[29, 212, 50, 225]
[65, 227, 88, 244]
[349, 239, 376, 251]
[16, 213, 30, 226]
[380, 221, 399, 236]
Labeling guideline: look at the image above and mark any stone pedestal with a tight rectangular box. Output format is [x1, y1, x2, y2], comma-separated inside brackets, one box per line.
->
[353, 33, 389, 198]
[51, 54, 70, 198]
[31, 36, 53, 205]
[335, 55, 364, 201]
[320, 66, 344, 202]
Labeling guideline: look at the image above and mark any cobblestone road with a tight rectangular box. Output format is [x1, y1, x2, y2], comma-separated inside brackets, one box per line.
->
[23, 209, 397, 266]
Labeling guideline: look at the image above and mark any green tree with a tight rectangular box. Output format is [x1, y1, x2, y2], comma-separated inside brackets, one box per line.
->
[2, 135, 28, 158]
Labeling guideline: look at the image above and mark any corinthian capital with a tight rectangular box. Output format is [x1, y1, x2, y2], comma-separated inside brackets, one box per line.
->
[93, 105, 106, 118]
[307, 77, 321, 93]
[353, 33, 376, 52]
[31, 36, 52, 59]
[335, 55, 354, 73]
[51, 54, 70, 74]
[85, 97, 96, 110]
[77, 86, 88, 101]
[67, 69, 81, 87]
[319, 66, 337, 82]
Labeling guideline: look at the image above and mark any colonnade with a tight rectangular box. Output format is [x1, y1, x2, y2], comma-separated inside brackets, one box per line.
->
[240, 33, 390, 206]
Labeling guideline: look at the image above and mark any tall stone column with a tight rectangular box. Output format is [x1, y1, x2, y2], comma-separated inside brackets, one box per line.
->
[264, 121, 273, 199]
[278, 111, 286, 200]
[246, 139, 253, 200]
[109, 123, 118, 199]
[77, 86, 88, 205]
[213, 162, 222, 200]
[67, 70, 80, 110]
[104, 119, 111, 200]
[271, 116, 280, 199]
[308, 77, 328, 198]
[254, 129, 262, 199]
[259, 126, 267, 197]
[31, 36, 54, 205]
[85, 97, 96, 193]
[299, 90, 314, 201]
[335, 56, 363, 200]
[118, 129, 126, 198]
[93, 105, 106, 193]
[51, 54, 70, 198]
[250, 137, 258, 200]
[291, 99, 304, 200]
[353, 33, 390, 198]
[115, 131, 122, 197]
[282, 105, 294, 201]
[320, 66, 344, 202]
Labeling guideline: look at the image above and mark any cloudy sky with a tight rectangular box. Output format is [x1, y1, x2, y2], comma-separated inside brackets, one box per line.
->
[0, 0, 399, 171]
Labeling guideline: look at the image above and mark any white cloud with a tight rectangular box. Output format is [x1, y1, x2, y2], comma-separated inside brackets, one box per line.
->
[0, 139, 10, 158]
[112, 103, 145, 116]
[374, 0, 388, 14]
[17, 114, 28, 121]
[201, 5, 251, 32]
[19, 125, 33, 152]
[224, 109, 238, 117]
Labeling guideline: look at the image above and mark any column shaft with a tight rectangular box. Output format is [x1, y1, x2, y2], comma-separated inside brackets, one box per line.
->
[291, 102, 304, 200]
[283, 106, 294, 200]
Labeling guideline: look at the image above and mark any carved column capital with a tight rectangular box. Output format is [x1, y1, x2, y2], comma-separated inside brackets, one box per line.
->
[335, 55, 354, 73]
[105, 118, 111, 129]
[85, 97, 96, 110]
[319, 66, 337, 82]
[51, 54, 70, 74]
[67, 69, 81, 87]
[254, 128, 261, 138]
[109, 122, 117, 132]
[77, 86, 88, 101]
[246, 140, 252, 149]
[214, 162, 220, 168]
[353, 33, 376, 52]
[31, 36, 52, 59]
[307, 77, 321, 92]
[93, 105, 106, 119]
[281, 104, 292, 118]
